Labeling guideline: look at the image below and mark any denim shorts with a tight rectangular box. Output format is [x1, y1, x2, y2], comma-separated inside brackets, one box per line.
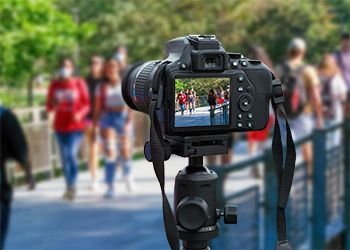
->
[100, 111, 128, 136]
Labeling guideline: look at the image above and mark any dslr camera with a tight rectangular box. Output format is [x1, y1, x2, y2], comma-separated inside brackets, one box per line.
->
[123, 35, 274, 139]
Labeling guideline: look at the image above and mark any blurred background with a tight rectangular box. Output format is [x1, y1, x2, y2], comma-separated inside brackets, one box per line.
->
[0, 0, 350, 249]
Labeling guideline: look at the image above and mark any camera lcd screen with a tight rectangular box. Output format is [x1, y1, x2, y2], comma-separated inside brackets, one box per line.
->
[175, 77, 230, 127]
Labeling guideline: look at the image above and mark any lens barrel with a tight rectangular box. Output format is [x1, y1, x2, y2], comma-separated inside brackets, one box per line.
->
[122, 60, 160, 114]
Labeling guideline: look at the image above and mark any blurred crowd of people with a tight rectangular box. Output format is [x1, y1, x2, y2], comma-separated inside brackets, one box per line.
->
[203, 33, 350, 170]
[1, 33, 350, 248]
[46, 46, 134, 201]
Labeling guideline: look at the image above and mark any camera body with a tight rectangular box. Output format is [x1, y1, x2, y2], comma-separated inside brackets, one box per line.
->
[122, 35, 273, 137]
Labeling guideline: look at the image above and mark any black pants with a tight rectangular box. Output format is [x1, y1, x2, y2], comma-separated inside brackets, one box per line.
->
[0, 201, 11, 250]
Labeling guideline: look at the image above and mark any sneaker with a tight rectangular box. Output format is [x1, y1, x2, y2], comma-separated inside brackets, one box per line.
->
[125, 175, 136, 193]
[104, 187, 115, 199]
[90, 180, 100, 191]
[63, 187, 76, 201]
[62, 189, 70, 200]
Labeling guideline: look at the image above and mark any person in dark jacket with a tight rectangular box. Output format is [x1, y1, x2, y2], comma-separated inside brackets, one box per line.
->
[0, 106, 35, 249]
[85, 56, 104, 190]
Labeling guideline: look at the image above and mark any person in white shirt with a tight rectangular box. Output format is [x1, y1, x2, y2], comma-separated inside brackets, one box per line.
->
[93, 58, 135, 198]
[318, 54, 347, 147]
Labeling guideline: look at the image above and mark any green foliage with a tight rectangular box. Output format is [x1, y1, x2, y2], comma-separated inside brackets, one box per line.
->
[0, 0, 94, 87]
[1, 0, 348, 107]
[175, 78, 229, 98]
[57, 0, 342, 66]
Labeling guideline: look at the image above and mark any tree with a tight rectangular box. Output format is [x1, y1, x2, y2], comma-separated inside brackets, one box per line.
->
[58, 0, 341, 66]
[0, 0, 94, 104]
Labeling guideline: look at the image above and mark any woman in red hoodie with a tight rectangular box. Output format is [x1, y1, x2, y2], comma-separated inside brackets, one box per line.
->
[46, 58, 90, 201]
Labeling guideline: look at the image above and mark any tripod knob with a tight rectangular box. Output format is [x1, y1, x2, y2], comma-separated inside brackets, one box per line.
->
[176, 196, 209, 231]
[223, 205, 237, 224]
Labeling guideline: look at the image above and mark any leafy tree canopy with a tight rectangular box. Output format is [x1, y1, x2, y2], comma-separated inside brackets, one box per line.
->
[0, 0, 94, 87]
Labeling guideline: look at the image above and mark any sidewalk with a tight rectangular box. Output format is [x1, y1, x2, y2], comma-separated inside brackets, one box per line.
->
[6, 144, 259, 250]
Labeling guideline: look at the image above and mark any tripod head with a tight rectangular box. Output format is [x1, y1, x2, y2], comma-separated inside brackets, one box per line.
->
[145, 135, 237, 250]
[175, 156, 237, 250]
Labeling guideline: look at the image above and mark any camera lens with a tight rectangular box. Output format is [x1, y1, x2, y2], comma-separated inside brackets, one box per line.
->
[122, 60, 160, 114]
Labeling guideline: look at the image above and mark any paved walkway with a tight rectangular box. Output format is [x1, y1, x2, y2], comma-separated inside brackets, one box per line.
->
[175, 105, 227, 127]
[6, 143, 261, 250]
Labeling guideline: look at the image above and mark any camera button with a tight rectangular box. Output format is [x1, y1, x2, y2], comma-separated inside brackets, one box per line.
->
[238, 86, 244, 92]
[241, 61, 248, 67]
[237, 122, 243, 128]
[231, 61, 239, 68]
[247, 122, 254, 129]
[247, 113, 253, 119]
[179, 63, 188, 70]
[238, 76, 244, 82]
[246, 86, 252, 92]
[237, 114, 243, 119]
[238, 94, 253, 112]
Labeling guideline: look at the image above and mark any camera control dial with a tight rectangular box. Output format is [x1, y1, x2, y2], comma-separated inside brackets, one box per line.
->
[238, 94, 253, 112]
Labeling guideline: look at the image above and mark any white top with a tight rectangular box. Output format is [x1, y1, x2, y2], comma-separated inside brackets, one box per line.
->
[96, 83, 125, 109]
[329, 74, 347, 122]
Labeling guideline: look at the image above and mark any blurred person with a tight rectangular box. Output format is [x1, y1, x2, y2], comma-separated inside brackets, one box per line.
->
[318, 54, 347, 147]
[185, 89, 190, 114]
[85, 56, 104, 190]
[0, 106, 35, 249]
[224, 90, 230, 104]
[334, 33, 350, 115]
[115, 45, 129, 74]
[277, 38, 324, 177]
[190, 87, 197, 113]
[246, 45, 275, 177]
[46, 58, 90, 201]
[207, 89, 216, 110]
[177, 90, 186, 115]
[217, 91, 225, 105]
[187, 90, 195, 115]
[93, 58, 135, 199]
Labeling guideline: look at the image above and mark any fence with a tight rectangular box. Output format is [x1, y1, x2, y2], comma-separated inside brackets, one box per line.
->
[211, 118, 350, 249]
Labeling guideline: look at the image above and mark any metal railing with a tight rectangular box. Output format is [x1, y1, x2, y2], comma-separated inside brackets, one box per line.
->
[211, 119, 350, 250]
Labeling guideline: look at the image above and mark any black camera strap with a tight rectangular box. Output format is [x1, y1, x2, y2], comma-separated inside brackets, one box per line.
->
[147, 75, 295, 250]
[271, 79, 296, 250]
[149, 100, 180, 250]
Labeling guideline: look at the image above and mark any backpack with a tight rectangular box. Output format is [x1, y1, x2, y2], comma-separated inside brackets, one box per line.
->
[320, 76, 335, 119]
[280, 63, 307, 118]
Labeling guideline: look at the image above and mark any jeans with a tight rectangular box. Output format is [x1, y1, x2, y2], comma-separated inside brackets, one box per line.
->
[0, 201, 11, 250]
[100, 111, 128, 136]
[100, 112, 133, 186]
[55, 131, 83, 188]
[105, 156, 132, 185]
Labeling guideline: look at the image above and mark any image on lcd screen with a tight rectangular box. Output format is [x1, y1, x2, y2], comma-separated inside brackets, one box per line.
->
[175, 77, 230, 127]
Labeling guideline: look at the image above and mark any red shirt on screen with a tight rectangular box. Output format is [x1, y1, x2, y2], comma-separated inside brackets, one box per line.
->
[218, 97, 225, 105]
[46, 77, 90, 132]
[177, 93, 187, 104]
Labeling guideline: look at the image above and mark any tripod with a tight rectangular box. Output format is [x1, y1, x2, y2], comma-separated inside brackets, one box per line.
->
[145, 134, 237, 250]
[174, 156, 237, 250]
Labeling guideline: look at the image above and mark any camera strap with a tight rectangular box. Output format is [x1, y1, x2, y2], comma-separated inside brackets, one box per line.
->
[149, 100, 180, 250]
[271, 79, 296, 250]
